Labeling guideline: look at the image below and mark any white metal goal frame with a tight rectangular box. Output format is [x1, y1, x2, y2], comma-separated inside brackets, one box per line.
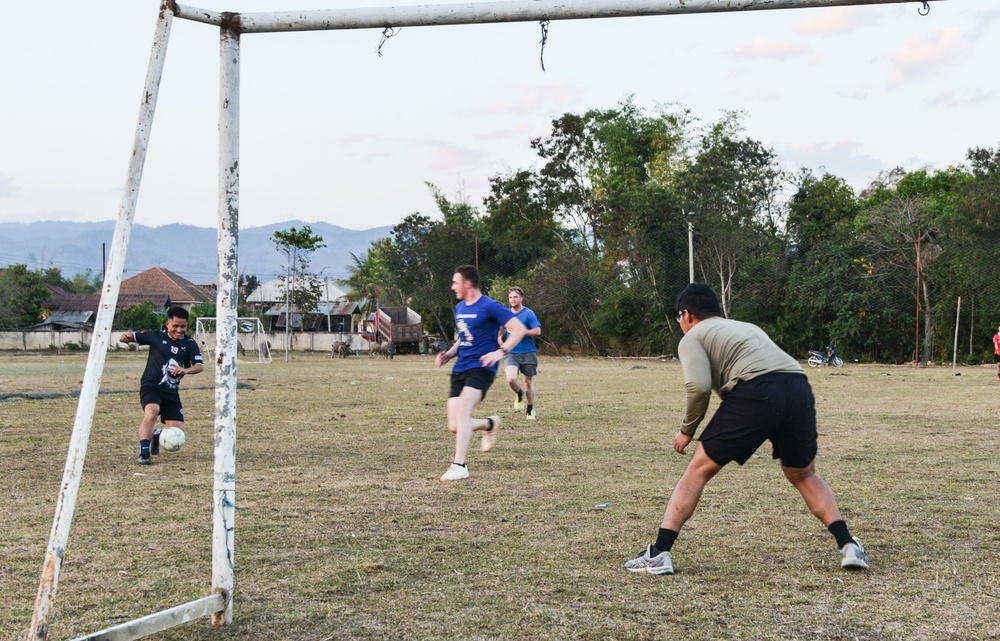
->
[29, 0, 944, 639]
[195, 316, 273, 364]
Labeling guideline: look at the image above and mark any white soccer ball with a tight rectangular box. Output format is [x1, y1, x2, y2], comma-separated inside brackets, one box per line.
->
[160, 427, 186, 452]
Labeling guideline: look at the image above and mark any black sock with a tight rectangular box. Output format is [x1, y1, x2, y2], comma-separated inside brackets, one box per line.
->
[516, 389, 524, 402]
[139, 439, 151, 456]
[453, 462, 467, 468]
[651, 528, 679, 555]
[526, 404, 533, 414]
[828, 520, 855, 548]
[486, 417, 495, 431]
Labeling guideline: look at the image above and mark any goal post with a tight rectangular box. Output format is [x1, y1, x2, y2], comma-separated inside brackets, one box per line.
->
[196, 317, 272, 364]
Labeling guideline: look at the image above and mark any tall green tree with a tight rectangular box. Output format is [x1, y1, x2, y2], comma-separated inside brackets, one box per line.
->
[679, 114, 788, 318]
[0, 264, 51, 328]
[272, 225, 326, 330]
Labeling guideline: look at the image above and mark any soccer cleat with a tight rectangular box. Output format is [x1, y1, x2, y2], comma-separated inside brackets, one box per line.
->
[840, 541, 870, 569]
[138, 454, 153, 465]
[481, 415, 501, 452]
[150, 429, 161, 456]
[624, 545, 674, 575]
[526, 409, 537, 420]
[440, 463, 469, 481]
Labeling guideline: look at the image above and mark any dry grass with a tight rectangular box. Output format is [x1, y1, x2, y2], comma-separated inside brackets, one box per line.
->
[1, 351, 999, 641]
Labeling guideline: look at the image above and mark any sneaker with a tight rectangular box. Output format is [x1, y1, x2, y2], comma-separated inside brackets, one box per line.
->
[840, 541, 870, 569]
[481, 415, 501, 452]
[138, 454, 153, 465]
[624, 545, 674, 575]
[150, 430, 161, 456]
[525, 409, 537, 420]
[513, 397, 525, 411]
[440, 463, 469, 481]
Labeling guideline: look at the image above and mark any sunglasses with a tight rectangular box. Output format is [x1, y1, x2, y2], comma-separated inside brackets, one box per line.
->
[676, 310, 685, 323]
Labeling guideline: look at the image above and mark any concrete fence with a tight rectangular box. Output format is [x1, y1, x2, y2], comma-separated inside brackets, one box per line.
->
[0, 330, 371, 353]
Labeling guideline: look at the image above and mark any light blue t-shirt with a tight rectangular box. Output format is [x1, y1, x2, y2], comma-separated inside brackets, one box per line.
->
[453, 295, 514, 374]
[505, 306, 540, 354]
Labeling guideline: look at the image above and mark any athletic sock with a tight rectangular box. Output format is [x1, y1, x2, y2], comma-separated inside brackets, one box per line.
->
[516, 389, 524, 402]
[486, 417, 495, 431]
[526, 404, 533, 415]
[828, 520, 855, 548]
[651, 528, 679, 556]
[453, 462, 467, 468]
[139, 439, 151, 457]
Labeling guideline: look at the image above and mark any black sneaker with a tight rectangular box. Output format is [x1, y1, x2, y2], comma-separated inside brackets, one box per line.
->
[138, 454, 153, 465]
[150, 430, 161, 456]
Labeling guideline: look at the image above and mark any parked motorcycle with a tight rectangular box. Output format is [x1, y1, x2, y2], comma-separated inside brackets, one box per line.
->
[807, 346, 844, 368]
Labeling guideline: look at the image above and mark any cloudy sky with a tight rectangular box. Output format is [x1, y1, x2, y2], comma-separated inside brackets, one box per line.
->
[1, 0, 997, 238]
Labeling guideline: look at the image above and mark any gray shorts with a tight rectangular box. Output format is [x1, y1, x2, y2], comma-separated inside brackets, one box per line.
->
[504, 352, 538, 377]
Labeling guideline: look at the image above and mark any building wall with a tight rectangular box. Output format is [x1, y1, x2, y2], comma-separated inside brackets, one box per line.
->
[0, 330, 372, 353]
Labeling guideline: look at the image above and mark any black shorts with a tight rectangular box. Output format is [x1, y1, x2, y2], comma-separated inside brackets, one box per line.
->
[699, 373, 817, 469]
[140, 388, 185, 423]
[994, 354, 1000, 363]
[449, 368, 496, 400]
[504, 352, 538, 377]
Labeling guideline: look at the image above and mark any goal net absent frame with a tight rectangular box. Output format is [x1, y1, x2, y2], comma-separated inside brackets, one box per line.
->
[196, 317, 272, 364]
[29, 0, 942, 639]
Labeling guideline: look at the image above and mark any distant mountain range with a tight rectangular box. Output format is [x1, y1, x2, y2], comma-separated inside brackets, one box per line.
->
[0, 220, 393, 285]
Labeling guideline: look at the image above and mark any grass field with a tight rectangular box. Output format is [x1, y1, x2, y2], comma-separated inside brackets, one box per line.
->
[2, 351, 999, 641]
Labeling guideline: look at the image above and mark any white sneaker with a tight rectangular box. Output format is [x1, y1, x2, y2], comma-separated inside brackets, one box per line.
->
[624, 545, 674, 575]
[440, 463, 469, 481]
[481, 415, 501, 452]
[525, 409, 536, 420]
[840, 541, 870, 569]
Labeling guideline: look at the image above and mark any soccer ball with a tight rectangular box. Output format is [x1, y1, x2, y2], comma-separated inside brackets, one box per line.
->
[160, 427, 186, 452]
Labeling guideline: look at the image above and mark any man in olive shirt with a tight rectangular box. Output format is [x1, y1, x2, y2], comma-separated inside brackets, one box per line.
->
[625, 283, 869, 575]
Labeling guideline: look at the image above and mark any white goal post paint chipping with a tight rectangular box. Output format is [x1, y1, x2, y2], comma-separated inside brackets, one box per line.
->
[30, 0, 943, 638]
[172, 0, 938, 32]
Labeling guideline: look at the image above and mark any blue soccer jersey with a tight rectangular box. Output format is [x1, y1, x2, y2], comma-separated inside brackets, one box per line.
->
[506, 307, 540, 354]
[453, 295, 514, 374]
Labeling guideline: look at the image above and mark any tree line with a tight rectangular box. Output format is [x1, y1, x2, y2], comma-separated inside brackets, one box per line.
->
[339, 98, 1000, 364]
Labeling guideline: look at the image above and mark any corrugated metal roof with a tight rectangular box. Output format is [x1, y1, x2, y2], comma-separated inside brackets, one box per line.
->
[265, 301, 359, 316]
[247, 277, 348, 304]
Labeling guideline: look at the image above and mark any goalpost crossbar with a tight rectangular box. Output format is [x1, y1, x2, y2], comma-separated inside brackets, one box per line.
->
[171, 0, 939, 33]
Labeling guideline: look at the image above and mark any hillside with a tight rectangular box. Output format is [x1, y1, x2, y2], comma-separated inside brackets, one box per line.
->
[0, 220, 393, 285]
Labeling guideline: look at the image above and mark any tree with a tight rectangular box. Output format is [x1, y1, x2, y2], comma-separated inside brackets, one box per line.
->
[339, 238, 401, 315]
[114, 301, 163, 332]
[679, 115, 788, 317]
[858, 194, 941, 363]
[272, 225, 326, 332]
[0, 264, 51, 328]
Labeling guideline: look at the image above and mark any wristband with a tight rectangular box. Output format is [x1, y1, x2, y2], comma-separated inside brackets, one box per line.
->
[500, 347, 509, 355]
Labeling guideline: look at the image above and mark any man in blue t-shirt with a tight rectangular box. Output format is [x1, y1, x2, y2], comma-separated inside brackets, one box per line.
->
[436, 265, 527, 481]
[499, 286, 542, 420]
[119, 307, 204, 465]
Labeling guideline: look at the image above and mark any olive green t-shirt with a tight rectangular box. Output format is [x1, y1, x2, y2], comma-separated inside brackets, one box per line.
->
[678, 316, 803, 436]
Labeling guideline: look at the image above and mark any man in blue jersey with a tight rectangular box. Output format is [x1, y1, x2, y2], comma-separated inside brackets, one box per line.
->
[119, 307, 204, 465]
[436, 266, 527, 481]
[500, 286, 542, 420]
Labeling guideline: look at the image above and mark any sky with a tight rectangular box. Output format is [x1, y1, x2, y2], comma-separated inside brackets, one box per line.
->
[1, 0, 998, 241]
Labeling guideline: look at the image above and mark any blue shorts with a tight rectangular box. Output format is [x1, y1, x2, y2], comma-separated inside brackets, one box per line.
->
[699, 373, 817, 469]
